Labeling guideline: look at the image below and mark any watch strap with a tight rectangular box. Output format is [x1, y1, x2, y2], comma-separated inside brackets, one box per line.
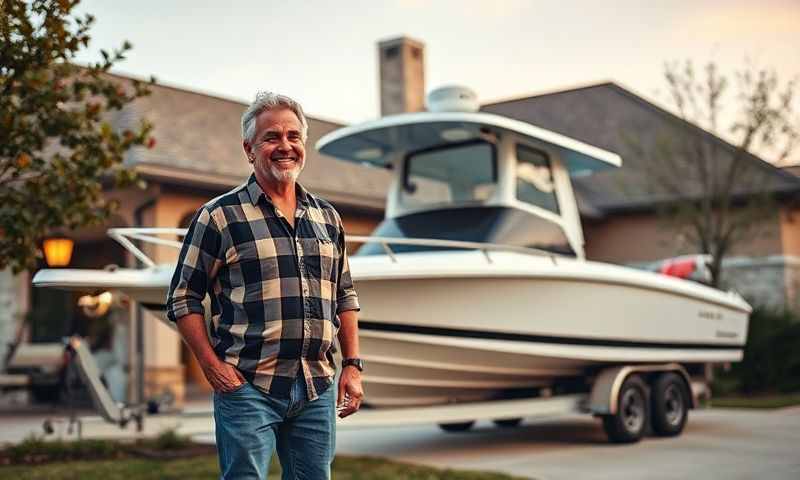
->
[341, 357, 363, 371]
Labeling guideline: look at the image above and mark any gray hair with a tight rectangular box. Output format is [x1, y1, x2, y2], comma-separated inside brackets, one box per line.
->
[241, 91, 308, 144]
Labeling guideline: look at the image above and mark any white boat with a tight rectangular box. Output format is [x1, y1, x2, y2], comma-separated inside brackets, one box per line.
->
[33, 86, 750, 409]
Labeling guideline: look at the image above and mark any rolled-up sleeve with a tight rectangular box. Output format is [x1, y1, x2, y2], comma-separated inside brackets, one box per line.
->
[166, 207, 223, 323]
[336, 227, 360, 314]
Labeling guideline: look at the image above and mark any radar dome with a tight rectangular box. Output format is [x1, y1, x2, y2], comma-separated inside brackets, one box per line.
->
[426, 86, 479, 113]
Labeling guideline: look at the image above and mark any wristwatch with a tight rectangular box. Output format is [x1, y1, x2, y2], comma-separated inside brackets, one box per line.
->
[341, 358, 364, 371]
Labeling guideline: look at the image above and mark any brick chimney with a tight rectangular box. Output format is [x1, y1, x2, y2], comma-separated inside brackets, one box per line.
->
[378, 36, 425, 116]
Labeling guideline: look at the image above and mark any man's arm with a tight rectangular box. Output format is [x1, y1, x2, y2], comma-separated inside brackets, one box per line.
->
[336, 308, 363, 418]
[176, 313, 244, 393]
[166, 207, 242, 392]
[332, 213, 362, 417]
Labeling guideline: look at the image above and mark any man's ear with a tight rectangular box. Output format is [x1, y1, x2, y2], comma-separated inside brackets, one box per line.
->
[243, 141, 254, 163]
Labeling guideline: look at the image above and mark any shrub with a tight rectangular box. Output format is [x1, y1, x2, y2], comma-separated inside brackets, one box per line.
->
[715, 307, 800, 394]
[152, 429, 192, 450]
[0, 429, 194, 465]
[2, 435, 123, 464]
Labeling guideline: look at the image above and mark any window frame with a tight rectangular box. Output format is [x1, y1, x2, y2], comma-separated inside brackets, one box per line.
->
[515, 143, 560, 215]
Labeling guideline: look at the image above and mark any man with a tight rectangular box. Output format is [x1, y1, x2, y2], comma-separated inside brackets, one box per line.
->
[167, 92, 363, 479]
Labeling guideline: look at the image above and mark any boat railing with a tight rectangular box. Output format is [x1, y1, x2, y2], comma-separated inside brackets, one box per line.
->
[347, 235, 558, 264]
[108, 228, 185, 268]
[107, 228, 558, 268]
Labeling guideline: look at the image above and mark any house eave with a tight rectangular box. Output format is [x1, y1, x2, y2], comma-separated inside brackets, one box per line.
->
[135, 163, 387, 213]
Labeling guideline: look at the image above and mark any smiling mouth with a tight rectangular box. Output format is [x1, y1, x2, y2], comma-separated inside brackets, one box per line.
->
[271, 157, 297, 163]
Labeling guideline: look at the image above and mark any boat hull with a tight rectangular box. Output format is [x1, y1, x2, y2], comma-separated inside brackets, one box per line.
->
[31, 251, 750, 408]
[347, 251, 749, 406]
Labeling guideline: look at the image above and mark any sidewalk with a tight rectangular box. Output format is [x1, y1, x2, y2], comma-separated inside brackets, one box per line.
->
[0, 391, 214, 445]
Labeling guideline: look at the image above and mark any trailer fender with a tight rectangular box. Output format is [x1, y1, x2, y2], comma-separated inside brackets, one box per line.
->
[589, 363, 694, 415]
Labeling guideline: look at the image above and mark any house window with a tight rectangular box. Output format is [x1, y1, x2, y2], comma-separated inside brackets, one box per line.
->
[516, 145, 559, 214]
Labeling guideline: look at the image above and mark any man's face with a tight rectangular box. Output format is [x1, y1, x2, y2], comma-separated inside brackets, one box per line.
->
[246, 107, 306, 185]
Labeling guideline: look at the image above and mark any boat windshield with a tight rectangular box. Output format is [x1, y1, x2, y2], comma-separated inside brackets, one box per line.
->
[400, 141, 496, 208]
[355, 206, 575, 257]
[516, 144, 559, 214]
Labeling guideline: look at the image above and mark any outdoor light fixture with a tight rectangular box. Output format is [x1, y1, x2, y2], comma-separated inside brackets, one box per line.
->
[43, 236, 74, 267]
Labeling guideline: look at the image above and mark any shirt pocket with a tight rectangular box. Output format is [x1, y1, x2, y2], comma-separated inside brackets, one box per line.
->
[310, 221, 338, 282]
[317, 237, 338, 286]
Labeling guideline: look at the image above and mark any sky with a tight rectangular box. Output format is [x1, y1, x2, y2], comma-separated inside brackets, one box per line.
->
[72, 0, 800, 160]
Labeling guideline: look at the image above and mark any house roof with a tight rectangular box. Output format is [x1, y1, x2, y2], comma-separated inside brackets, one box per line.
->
[109, 75, 391, 211]
[482, 82, 800, 215]
[782, 165, 800, 177]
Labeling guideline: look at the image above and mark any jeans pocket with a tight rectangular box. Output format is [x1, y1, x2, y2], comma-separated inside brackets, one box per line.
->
[219, 381, 248, 395]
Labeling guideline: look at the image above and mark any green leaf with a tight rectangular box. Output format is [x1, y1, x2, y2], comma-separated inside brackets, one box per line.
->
[0, 0, 152, 273]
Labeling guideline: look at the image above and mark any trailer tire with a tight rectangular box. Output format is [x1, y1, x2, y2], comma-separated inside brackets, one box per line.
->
[439, 421, 475, 432]
[602, 375, 649, 443]
[650, 372, 688, 437]
[493, 418, 522, 428]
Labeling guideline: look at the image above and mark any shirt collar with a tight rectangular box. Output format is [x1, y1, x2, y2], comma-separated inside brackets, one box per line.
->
[246, 173, 311, 208]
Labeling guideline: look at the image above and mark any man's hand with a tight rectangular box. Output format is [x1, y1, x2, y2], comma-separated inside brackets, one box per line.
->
[202, 358, 246, 393]
[337, 366, 364, 418]
[176, 313, 245, 393]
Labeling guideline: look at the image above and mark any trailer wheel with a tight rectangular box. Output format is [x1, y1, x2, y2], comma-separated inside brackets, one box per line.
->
[493, 417, 522, 428]
[650, 372, 688, 437]
[439, 421, 475, 432]
[602, 375, 649, 443]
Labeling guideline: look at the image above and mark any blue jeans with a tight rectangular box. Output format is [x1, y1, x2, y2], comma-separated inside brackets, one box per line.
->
[213, 375, 336, 480]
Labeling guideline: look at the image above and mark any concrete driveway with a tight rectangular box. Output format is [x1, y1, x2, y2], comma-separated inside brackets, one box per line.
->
[335, 408, 800, 480]
[1, 405, 797, 479]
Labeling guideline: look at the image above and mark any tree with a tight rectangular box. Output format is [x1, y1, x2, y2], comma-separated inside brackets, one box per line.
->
[634, 61, 798, 288]
[0, 0, 154, 273]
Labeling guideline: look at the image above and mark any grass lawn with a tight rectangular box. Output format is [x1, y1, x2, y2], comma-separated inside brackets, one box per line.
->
[0, 454, 526, 480]
[711, 393, 800, 409]
[0, 433, 527, 480]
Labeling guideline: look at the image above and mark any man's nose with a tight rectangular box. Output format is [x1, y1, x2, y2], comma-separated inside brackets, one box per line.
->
[277, 136, 292, 151]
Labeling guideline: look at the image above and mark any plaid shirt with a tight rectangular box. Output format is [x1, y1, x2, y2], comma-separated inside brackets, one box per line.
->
[167, 174, 359, 400]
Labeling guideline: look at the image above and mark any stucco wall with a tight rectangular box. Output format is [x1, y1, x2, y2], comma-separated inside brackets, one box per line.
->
[340, 212, 382, 236]
[133, 191, 210, 402]
[0, 270, 23, 370]
[584, 214, 688, 263]
[780, 205, 800, 257]
[584, 210, 783, 264]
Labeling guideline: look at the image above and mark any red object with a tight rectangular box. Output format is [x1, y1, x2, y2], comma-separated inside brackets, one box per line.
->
[659, 258, 696, 279]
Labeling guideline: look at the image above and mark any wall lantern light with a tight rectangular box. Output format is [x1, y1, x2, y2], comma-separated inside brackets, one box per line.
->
[43, 236, 74, 267]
